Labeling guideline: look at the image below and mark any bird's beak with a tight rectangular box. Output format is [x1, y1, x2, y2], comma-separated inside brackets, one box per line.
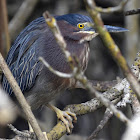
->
[85, 22, 128, 34]
[104, 25, 129, 33]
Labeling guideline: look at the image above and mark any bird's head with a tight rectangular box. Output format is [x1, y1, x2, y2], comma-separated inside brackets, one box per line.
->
[56, 14, 128, 43]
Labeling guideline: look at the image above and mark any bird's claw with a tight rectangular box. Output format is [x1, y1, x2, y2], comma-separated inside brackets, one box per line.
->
[65, 108, 77, 123]
[56, 108, 77, 134]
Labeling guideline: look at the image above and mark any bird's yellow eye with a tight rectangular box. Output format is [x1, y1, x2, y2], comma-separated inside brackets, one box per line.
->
[78, 24, 84, 29]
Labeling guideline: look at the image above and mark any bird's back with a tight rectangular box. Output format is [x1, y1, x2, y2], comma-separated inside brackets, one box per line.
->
[2, 17, 46, 95]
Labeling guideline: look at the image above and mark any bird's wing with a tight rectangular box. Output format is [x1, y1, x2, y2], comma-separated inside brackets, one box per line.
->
[2, 17, 45, 95]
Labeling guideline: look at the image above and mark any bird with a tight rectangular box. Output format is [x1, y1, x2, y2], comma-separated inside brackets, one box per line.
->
[1, 13, 128, 134]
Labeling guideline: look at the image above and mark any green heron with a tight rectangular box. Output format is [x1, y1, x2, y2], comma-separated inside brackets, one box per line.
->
[2, 13, 128, 133]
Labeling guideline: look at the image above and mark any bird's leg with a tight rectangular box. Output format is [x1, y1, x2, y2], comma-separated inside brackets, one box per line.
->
[47, 103, 77, 134]
[28, 122, 48, 140]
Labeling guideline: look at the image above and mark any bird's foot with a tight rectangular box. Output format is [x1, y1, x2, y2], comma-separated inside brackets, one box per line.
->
[56, 108, 77, 134]
[47, 104, 77, 134]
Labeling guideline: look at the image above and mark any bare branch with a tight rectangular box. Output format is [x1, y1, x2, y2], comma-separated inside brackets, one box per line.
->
[0, 125, 36, 140]
[95, 0, 128, 13]
[43, 11, 76, 70]
[77, 77, 130, 123]
[0, 53, 46, 140]
[39, 57, 74, 78]
[84, 0, 140, 101]
[74, 79, 119, 92]
[87, 96, 125, 140]
[88, 108, 113, 140]
[8, 124, 32, 138]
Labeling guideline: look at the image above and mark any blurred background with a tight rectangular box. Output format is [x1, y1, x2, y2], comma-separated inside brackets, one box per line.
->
[0, 0, 140, 140]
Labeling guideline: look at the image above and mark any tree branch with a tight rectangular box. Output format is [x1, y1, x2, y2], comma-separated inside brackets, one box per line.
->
[74, 79, 119, 92]
[95, 0, 128, 13]
[39, 57, 74, 78]
[84, 0, 140, 101]
[0, 53, 46, 140]
[87, 96, 127, 140]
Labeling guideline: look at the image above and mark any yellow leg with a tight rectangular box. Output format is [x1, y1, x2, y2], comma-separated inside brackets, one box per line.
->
[47, 104, 77, 134]
[28, 122, 48, 140]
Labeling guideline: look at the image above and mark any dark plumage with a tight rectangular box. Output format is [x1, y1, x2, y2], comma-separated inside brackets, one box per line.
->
[2, 14, 128, 109]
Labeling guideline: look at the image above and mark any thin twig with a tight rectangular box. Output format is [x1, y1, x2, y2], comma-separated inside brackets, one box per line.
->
[8, 124, 31, 138]
[0, 53, 46, 140]
[43, 11, 76, 70]
[87, 97, 123, 140]
[95, 0, 128, 13]
[39, 57, 74, 78]
[88, 108, 113, 140]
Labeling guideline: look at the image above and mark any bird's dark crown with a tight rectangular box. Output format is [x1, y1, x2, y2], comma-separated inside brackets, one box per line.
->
[55, 14, 93, 26]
